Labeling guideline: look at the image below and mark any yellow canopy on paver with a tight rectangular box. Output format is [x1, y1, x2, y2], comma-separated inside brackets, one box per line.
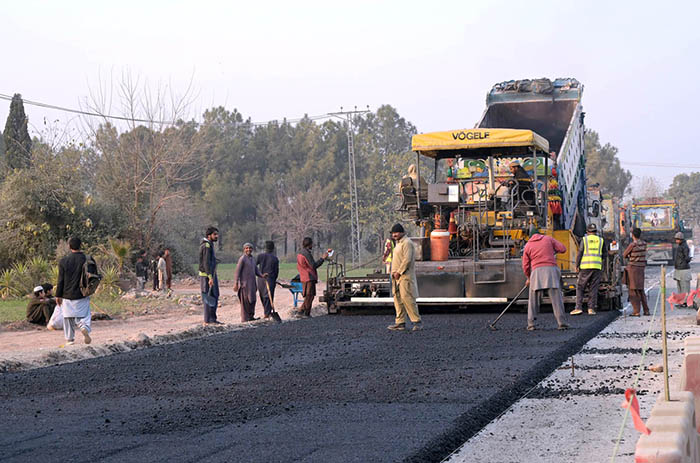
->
[412, 128, 549, 157]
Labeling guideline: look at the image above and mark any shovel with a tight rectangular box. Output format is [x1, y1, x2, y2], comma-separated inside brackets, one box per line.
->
[265, 279, 282, 323]
[489, 284, 528, 331]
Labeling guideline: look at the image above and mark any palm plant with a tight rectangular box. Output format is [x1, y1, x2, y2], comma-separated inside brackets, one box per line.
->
[28, 256, 51, 286]
[0, 269, 16, 299]
[108, 238, 132, 273]
[96, 265, 122, 298]
[49, 265, 59, 288]
[11, 261, 33, 296]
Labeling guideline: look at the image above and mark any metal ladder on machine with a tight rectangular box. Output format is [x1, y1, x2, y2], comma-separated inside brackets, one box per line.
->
[472, 193, 509, 285]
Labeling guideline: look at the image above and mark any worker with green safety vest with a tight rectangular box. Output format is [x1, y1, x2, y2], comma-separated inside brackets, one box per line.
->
[572, 223, 604, 315]
[383, 237, 395, 274]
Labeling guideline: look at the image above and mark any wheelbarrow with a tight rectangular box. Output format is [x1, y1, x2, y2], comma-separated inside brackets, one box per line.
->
[278, 281, 304, 308]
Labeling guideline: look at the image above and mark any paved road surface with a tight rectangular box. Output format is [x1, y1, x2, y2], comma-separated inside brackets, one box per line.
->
[1, 307, 617, 462]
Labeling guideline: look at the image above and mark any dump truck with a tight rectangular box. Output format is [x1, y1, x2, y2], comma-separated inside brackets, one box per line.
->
[629, 198, 693, 264]
[322, 78, 622, 312]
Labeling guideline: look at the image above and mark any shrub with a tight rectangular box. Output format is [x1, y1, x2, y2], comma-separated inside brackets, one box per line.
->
[109, 238, 131, 272]
[27, 256, 51, 287]
[11, 262, 33, 296]
[96, 265, 122, 299]
[49, 265, 59, 288]
[0, 269, 16, 299]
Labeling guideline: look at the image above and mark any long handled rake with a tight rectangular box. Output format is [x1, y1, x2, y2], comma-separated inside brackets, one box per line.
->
[489, 284, 528, 331]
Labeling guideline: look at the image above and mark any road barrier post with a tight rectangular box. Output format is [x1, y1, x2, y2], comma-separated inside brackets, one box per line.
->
[661, 265, 670, 402]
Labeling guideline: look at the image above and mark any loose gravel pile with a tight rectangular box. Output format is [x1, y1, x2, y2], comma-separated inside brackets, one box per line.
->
[0, 310, 616, 462]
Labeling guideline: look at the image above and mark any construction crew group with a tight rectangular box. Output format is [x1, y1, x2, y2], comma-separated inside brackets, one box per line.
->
[30, 226, 692, 343]
[198, 227, 332, 324]
[381, 224, 694, 331]
[196, 224, 423, 330]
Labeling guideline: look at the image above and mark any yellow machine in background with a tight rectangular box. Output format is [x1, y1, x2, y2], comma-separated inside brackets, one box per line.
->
[324, 77, 622, 312]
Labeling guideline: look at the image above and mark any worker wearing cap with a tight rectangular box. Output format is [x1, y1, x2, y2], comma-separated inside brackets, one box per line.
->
[623, 227, 650, 316]
[506, 160, 532, 202]
[387, 223, 422, 331]
[26, 285, 57, 326]
[234, 242, 267, 322]
[572, 223, 604, 315]
[673, 232, 692, 306]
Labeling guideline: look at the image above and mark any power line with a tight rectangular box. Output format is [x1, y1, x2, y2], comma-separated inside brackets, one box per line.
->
[620, 160, 700, 169]
[0, 92, 333, 128]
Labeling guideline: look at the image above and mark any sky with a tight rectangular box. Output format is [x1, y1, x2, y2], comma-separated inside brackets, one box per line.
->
[2, 0, 700, 188]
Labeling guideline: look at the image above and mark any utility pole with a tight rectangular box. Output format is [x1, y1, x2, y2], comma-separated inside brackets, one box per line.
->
[329, 106, 370, 266]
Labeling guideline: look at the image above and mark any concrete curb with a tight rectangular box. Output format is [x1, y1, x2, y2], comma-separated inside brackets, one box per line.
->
[634, 338, 700, 462]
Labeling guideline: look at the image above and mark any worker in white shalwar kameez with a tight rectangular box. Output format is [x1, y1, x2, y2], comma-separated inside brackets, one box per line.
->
[56, 237, 92, 346]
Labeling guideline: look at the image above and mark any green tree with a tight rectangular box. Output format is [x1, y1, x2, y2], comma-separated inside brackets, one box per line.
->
[0, 141, 119, 266]
[0, 129, 5, 172]
[3, 94, 32, 169]
[667, 172, 700, 230]
[585, 129, 631, 198]
[354, 105, 417, 254]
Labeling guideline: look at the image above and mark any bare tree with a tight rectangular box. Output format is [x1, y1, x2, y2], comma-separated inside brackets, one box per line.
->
[632, 176, 665, 199]
[80, 70, 208, 249]
[264, 184, 334, 249]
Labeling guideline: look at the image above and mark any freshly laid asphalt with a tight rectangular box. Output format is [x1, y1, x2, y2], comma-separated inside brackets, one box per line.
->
[0, 309, 617, 463]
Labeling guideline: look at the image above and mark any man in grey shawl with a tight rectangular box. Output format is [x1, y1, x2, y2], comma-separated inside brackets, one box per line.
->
[234, 243, 267, 322]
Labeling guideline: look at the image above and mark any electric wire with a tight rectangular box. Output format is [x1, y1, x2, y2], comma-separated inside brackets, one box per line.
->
[0, 92, 334, 127]
[620, 161, 700, 169]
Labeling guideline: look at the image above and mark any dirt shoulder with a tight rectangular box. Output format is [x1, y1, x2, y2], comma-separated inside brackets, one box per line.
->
[0, 280, 326, 372]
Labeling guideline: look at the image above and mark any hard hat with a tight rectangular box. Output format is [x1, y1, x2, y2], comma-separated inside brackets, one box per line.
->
[675, 232, 684, 240]
[587, 223, 597, 233]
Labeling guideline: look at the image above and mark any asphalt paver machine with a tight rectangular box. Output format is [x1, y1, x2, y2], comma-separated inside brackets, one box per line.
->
[323, 78, 622, 312]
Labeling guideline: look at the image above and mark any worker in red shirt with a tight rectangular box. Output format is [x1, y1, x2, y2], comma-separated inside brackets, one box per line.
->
[522, 233, 569, 331]
[296, 237, 329, 318]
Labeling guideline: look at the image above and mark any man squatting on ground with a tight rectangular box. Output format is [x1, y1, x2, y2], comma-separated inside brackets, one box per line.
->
[387, 223, 422, 331]
[522, 233, 569, 331]
[296, 237, 329, 318]
[199, 227, 221, 325]
[256, 241, 280, 320]
[623, 227, 650, 316]
[56, 237, 92, 345]
[673, 231, 693, 307]
[26, 284, 56, 326]
[234, 243, 267, 322]
[571, 223, 603, 316]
